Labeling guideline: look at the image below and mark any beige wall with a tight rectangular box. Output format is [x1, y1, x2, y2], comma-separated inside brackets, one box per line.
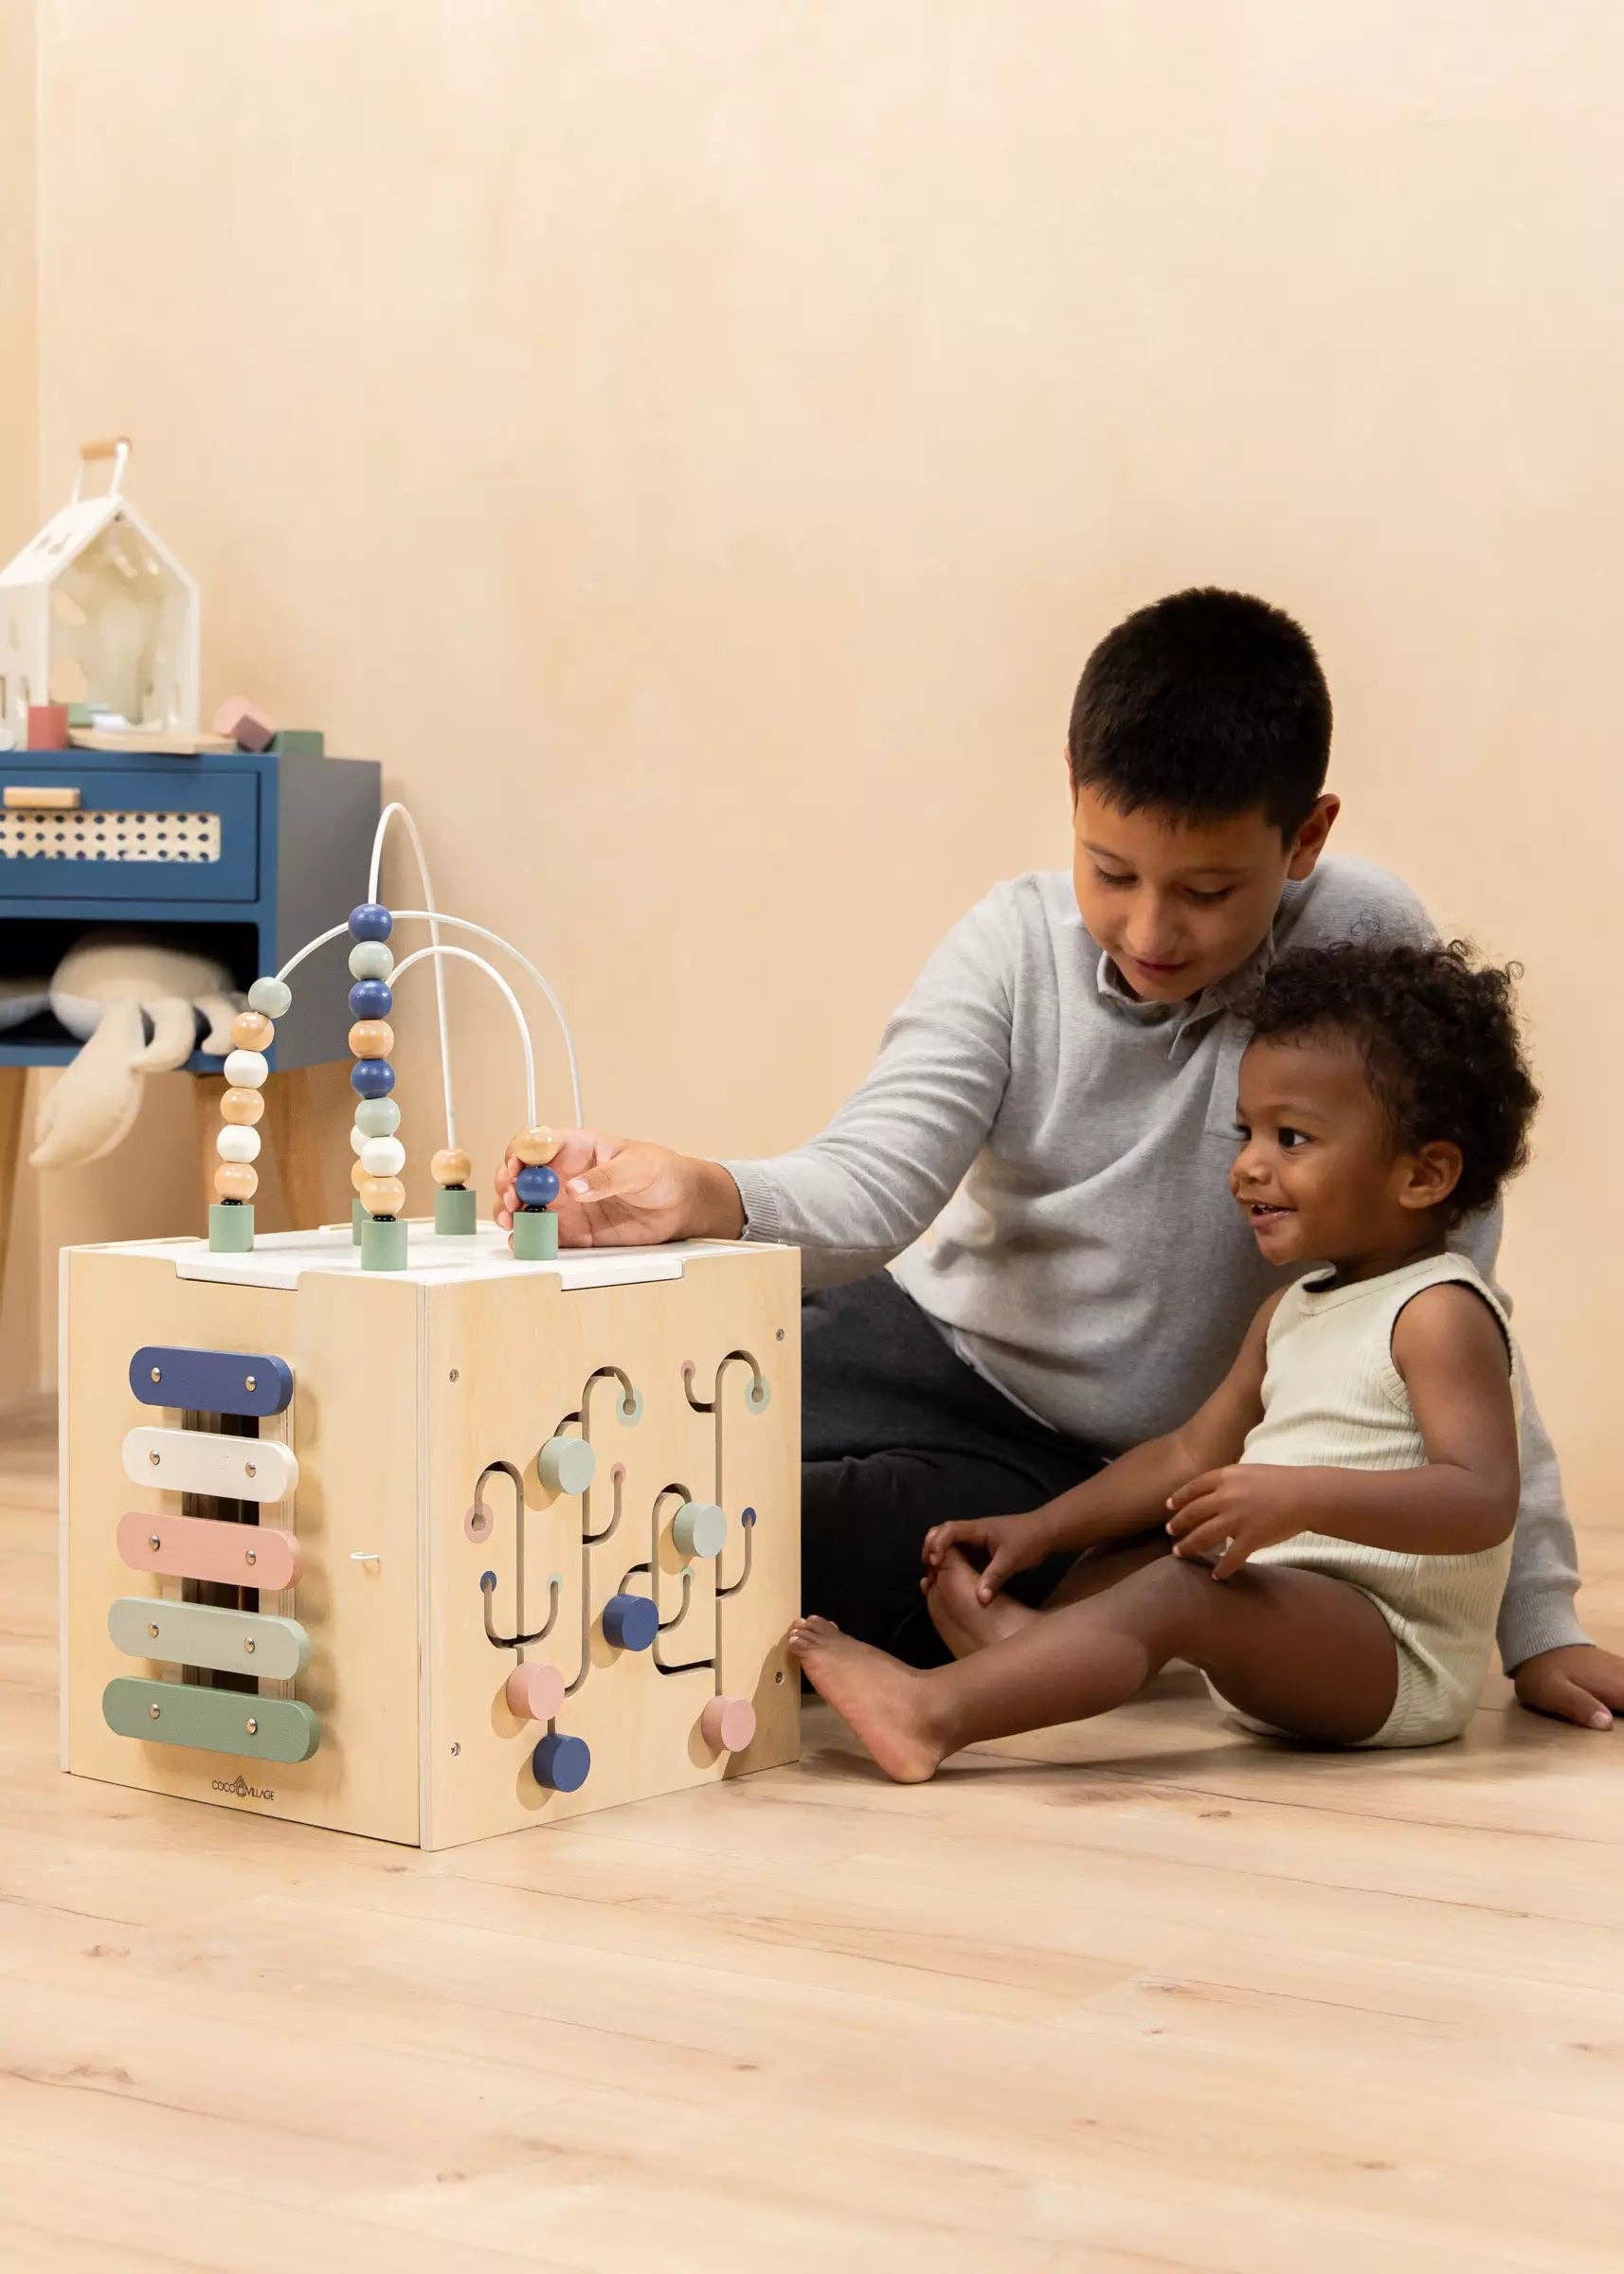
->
[5, 5, 1621, 1527]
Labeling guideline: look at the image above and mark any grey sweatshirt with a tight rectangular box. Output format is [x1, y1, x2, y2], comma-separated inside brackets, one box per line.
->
[725, 857, 1586, 1671]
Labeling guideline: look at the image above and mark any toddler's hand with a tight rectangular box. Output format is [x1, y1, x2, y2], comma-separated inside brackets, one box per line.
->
[921, 1511, 1056, 1603]
[1164, 1466, 1301, 1579]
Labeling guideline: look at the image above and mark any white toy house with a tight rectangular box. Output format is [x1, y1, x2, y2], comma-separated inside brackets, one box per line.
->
[0, 438, 200, 748]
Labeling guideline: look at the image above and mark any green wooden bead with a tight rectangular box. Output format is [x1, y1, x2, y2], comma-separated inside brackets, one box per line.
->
[246, 975, 293, 1019]
[348, 940, 394, 982]
[354, 1094, 401, 1137]
[673, 1500, 728, 1561]
[537, 1435, 597, 1496]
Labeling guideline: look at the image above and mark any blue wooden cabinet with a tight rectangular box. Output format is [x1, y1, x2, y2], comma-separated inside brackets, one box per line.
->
[0, 748, 381, 1072]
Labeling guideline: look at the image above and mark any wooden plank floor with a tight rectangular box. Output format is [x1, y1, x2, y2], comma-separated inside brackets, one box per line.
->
[3, 1393, 1621, 2273]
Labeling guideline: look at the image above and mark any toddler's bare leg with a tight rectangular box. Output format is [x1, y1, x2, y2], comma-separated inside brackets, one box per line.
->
[791, 1556, 1398, 1782]
[926, 1528, 1172, 1661]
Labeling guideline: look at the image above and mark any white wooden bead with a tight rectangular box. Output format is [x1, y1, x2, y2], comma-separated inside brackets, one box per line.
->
[216, 1125, 262, 1164]
[359, 1135, 406, 1177]
[223, 1049, 268, 1089]
[348, 941, 394, 983]
[350, 1123, 369, 1157]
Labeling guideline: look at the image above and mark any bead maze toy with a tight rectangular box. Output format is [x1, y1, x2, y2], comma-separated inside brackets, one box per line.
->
[60, 806, 800, 1847]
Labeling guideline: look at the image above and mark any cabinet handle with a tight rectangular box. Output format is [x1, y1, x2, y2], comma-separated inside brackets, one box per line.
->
[4, 785, 82, 811]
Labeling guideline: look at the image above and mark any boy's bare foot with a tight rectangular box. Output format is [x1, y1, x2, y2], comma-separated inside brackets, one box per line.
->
[923, 1546, 1037, 1659]
[787, 1615, 950, 1783]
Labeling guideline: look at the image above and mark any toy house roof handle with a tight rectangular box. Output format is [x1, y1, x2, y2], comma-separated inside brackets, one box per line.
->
[70, 436, 133, 504]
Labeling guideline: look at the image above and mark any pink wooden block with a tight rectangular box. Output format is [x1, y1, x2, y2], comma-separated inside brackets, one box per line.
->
[116, 1508, 301, 1590]
[25, 702, 70, 749]
[505, 1662, 566, 1723]
[211, 695, 277, 752]
[700, 1696, 756, 1754]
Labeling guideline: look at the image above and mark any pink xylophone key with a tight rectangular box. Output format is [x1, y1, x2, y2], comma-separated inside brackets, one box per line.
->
[116, 1509, 302, 1590]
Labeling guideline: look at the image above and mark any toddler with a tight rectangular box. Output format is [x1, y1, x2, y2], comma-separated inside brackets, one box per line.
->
[788, 940, 1540, 1775]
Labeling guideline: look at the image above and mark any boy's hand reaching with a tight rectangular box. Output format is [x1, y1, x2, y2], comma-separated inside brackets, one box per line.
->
[493, 1129, 745, 1250]
[1164, 1465, 1302, 1579]
[921, 1511, 1059, 1604]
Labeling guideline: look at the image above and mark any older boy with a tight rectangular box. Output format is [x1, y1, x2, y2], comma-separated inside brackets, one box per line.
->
[496, 589, 1622, 1729]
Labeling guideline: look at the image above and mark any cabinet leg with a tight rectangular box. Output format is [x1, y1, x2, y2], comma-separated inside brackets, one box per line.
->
[0, 1065, 27, 1307]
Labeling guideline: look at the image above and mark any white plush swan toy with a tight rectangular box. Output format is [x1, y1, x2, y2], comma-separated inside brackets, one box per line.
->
[29, 930, 242, 1168]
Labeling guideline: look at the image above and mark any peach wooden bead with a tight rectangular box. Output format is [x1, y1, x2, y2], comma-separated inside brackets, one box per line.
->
[231, 1009, 274, 1052]
[512, 1127, 559, 1165]
[351, 1158, 372, 1194]
[360, 1174, 406, 1218]
[431, 1146, 473, 1187]
[214, 1162, 259, 1202]
[220, 1086, 265, 1126]
[349, 1020, 394, 1059]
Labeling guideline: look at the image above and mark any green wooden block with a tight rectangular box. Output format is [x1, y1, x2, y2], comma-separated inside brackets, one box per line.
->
[269, 729, 325, 756]
[513, 1208, 559, 1261]
[102, 1676, 320, 1763]
[208, 1201, 255, 1254]
[67, 701, 95, 727]
[352, 1196, 367, 1244]
[434, 1185, 478, 1236]
[108, 1597, 310, 1682]
[360, 1215, 408, 1272]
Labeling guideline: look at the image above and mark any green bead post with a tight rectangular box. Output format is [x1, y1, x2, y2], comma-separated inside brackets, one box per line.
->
[513, 1208, 559, 1261]
[360, 1216, 408, 1272]
[435, 1185, 478, 1236]
[208, 1201, 255, 1254]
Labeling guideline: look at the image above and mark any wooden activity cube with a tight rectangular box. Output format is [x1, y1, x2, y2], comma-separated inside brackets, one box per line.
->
[61, 1225, 800, 1848]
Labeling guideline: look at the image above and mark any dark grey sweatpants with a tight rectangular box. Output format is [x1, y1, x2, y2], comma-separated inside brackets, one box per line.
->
[801, 1272, 1104, 1665]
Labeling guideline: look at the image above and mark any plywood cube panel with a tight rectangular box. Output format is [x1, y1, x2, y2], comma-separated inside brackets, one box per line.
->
[61, 1233, 801, 1848]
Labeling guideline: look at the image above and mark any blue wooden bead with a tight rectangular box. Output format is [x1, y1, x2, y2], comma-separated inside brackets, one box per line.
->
[602, 1593, 659, 1652]
[349, 902, 392, 943]
[348, 979, 393, 1020]
[532, 1731, 590, 1794]
[514, 1164, 560, 1207]
[351, 1057, 396, 1098]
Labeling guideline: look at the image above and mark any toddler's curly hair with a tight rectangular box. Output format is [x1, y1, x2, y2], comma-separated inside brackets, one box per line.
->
[1248, 940, 1540, 1223]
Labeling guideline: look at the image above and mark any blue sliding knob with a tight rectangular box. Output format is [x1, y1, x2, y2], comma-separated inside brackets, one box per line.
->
[514, 1164, 560, 1208]
[349, 902, 392, 942]
[532, 1731, 590, 1793]
[673, 1500, 727, 1561]
[603, 1593, 659, 1651]
[537, 1435, 596, 1496]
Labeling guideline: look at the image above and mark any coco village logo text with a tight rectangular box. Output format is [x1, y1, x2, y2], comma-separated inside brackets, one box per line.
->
[212, 1774, 276, 1801]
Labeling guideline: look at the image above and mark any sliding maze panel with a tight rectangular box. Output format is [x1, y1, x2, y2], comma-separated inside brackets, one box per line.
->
[63, 1246, 424, 1842]
[422, 1244, 802, 1850]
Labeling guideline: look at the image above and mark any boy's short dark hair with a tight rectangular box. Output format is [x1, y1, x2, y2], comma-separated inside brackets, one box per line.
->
[1249, 941, 1539, 1224]
[1068, 587, 1332, 839]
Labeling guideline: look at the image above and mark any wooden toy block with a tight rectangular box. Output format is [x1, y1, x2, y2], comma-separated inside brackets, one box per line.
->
[269, 730, 325, 756]
[25, 701, 70, 749]
[212, 695, 277, 752]
[62, 1229, 801, 1849]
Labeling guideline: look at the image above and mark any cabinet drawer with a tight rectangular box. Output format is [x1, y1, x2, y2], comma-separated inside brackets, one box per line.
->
[0, 767, 259, 901]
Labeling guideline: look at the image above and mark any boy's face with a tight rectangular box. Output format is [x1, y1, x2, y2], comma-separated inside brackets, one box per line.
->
[1231, 1032, 1460, 1269]
[1070, 783, 1337, 1003]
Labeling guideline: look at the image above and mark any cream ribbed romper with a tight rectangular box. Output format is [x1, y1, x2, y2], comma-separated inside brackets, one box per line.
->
[1206, 1252, 1520, 1749]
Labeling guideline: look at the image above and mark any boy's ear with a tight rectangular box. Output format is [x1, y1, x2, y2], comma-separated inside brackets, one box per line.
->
[1397, 1139, 1463, 1214]
[1285, 794, 1340, 881]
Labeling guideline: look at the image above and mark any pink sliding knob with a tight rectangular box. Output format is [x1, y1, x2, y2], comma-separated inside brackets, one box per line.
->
[700, 1696, 756, 1754]
[505, 1662, 566, 1723]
